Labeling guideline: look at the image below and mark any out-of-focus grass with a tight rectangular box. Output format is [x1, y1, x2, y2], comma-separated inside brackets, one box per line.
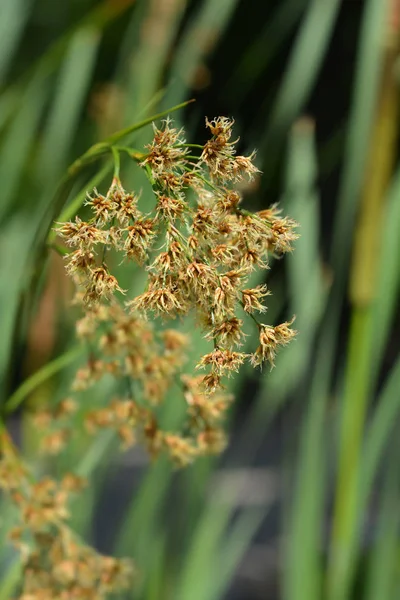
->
[1, 1, 400, 600]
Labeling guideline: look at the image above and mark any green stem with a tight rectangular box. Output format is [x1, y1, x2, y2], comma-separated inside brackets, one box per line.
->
[49, 243, 70, 256]
[327, 307, 374, 600]
[102, 99, 195, 145]
[111, 146, 120, 179]
[239, 300, 263, 329]
[47, 99, 194, 242]
[192, 173, 220, 194]
[179, 143, 204, 150]
[247, 310, 263, 329]
[115, 145, 145, 160]
[4, 346, 84, 415]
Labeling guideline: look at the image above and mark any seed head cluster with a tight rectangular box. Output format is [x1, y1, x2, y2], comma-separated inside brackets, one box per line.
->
[2, 116, 297, 598]
[0, 433, 134, 600]
[52, 116, 298, 457]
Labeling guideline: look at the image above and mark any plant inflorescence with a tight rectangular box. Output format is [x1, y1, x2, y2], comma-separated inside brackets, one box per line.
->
[0, 114, 297, 599]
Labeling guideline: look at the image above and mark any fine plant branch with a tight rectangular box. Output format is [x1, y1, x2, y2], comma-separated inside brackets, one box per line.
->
[102, 99, 195, 145]
[3, 346, 84, 415]
[49, 243, 71, 257]
[46, 99, 194, 247]
[47, 162, 113, 243]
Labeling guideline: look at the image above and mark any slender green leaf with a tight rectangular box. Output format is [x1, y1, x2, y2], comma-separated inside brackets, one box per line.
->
[331, 0, 389, 272]
[0, 560, 21, 600]
[212, 508, 266, 600]
[225, 0, 308, 105]
[364, 453, 400, 600]
[0, 0, 33, 85]
[260, 0, 341, 159]
[163, 0, 239, 110]
[0, 77, 47, 222]
[37, 27, 101, 194]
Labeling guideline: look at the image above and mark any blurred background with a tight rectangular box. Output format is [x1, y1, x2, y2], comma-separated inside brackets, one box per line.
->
[1, 0, 400, 598]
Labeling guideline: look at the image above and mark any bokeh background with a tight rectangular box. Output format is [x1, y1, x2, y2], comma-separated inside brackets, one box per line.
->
[1, 0, 400, 599]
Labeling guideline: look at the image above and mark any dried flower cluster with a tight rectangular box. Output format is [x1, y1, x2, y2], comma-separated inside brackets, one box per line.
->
[58, 116, 296, 361]
[34, 302, 233, 466]
[0, 116, 296, 599]
[0, 433, 134, 599]
[51, 116, 297, 467]
[51, 116, 297, 461]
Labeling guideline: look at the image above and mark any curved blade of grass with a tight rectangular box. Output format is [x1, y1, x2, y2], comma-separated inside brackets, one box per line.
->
[364, 449, 400, 600]
[0, 76, 47, 222]
[330, 0, 389, 272]
[0, 560, 21, 600]
[268, 118, 326, 399]
[211, 508, 266, 600]
[259, 0, 341, 162]
[327, 5, 397, 597]
[274, 120, 326, 600]
[3, 27, 100, 380]
[175, 499, 240, 600]
[0, 0, 33, 85]
[0, 0, 136, 128]
[175, 478, 266, 600]
[362, 355, 400, 504]
[225, 0, 308, 105]
[163, 0, 239, 110]
[123, 0, 186, 123]
[370, 163, 400, 376]
[115, 457, 172, 599]
[4, 346, 83, 414]
[283, 372, 326, 600]
[37, 27, 101, 194]
[0, 220, 43, 406]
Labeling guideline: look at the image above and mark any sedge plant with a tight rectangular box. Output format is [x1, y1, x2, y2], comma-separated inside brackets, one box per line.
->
[0, 105, 297, 599]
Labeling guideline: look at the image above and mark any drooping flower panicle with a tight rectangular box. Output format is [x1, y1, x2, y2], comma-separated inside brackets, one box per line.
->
[1, 115, 298, 600]
[52, 116, 298, 460]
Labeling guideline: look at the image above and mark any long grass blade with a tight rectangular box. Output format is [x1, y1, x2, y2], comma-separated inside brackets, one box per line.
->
[37, 28, 101, 194]
[364, 451, 400, 600]
[0, 0, 33, 85]
[259, 0, 341, 161]
[280, 120, 326, 600]
[163, 0, 239, 110]
[225, 0, 308, 105]
[0, 77, 47, 222]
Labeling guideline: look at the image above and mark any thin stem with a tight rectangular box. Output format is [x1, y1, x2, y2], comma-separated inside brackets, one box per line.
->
[191, 173, 220, 194]
[239, 301, 263, 329]
[185, 155, 202, 161]
[49, 243, 70, 257]
[47, 100, 194, 244]
[111, 146, 120, 179]
[115, 145, 145, 161]
[178, 143, 204, 150]
[4, 346, 83, 415]
[247, 311, 263, 329]
[102, 99, 195, 145]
